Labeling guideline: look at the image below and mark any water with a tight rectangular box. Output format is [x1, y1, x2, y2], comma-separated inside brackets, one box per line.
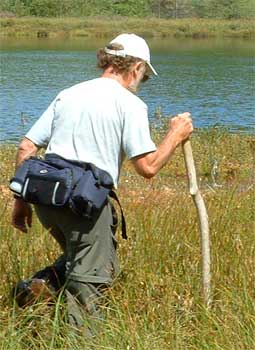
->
[0, 37, 254, 142]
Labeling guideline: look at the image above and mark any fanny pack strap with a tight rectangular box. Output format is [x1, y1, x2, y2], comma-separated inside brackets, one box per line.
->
[109, 190, 127, 240]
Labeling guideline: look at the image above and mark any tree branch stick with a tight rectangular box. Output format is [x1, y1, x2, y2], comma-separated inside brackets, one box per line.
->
[182, 139, 211, 307]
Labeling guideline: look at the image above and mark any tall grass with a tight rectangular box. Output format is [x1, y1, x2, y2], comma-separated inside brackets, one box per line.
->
[0, 128, 254, 349]
[0, 17, 254, 39]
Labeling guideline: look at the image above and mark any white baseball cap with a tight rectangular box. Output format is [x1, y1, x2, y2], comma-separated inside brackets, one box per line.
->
[104, 33, 157, 76]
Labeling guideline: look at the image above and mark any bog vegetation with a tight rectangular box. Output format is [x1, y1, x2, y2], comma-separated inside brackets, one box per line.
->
[1, 16, 255, 39]
[0, 127, 254, 349]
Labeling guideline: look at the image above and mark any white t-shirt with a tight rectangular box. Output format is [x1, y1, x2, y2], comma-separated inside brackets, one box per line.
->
[26, 77, 156, 187]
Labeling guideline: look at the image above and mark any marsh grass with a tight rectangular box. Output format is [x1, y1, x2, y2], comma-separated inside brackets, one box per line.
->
[0, 17, 254, 39]
[0, 127, 254, 349]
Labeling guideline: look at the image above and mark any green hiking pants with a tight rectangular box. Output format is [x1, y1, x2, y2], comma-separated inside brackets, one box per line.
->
[35, 201, 119, 331]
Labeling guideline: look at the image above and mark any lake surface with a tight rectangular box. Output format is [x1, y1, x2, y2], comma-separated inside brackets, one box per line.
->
[0, 37, 254, 142]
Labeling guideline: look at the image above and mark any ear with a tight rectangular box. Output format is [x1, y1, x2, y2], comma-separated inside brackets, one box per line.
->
[136, 61, 145, 71]
[132, 61, 145, 77]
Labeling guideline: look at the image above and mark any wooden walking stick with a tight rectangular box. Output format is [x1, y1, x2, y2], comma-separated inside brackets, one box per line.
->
[182, 139, 211, 307]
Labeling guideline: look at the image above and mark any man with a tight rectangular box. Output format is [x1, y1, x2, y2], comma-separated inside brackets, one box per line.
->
[11, 33, 193, 333]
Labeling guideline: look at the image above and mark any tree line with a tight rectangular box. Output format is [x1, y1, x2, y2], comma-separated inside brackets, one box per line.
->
[0, 0, 254, 19]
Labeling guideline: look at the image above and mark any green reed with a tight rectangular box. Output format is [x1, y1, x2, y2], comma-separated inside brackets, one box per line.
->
[0, 128, 254, 349]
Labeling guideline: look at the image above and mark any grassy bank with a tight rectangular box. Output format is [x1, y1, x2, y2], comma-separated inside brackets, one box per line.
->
[0, 128, 254, 349]
[0, 17, 254, 39]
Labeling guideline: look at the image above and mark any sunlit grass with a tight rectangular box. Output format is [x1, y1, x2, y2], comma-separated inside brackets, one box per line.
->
[0, 17, 254, 39]
[0, 127, 254, 349]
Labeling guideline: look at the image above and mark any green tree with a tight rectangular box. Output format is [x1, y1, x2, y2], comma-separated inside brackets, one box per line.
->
[150, 0, 194, 18]
[192, 0, 255, 19]
[28, 0, 63, 16]
[238, 0, 255, 18]
[0, 0, 28, 15]
[112, 0, 150, 16]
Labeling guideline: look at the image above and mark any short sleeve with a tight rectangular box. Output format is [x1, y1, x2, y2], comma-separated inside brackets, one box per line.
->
[25, 96, 59, 147]
[122, 102, 157, 159]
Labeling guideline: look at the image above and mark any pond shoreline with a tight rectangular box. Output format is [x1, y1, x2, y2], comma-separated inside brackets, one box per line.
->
[0, 17, 254, 39]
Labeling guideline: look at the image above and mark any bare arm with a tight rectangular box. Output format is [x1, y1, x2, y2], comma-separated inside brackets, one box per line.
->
[15, 137, 39, 169]
[132, 113, 193, 178]
[12, 138, 40, 232]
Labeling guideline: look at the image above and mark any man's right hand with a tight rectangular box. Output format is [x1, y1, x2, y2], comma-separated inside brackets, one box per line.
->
[12, 198, 32, 233]
[132, 111, 194, 178]
[170, 112, 193, 143]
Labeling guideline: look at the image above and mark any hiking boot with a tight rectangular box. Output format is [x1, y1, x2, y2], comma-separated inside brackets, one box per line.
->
[12, 278, 55, 308]
[13, 260, 66, 308]
[32, 265, 65, 291]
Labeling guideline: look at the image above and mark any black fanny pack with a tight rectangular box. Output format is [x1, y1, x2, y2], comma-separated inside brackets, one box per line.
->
[10, 154, 112, 217]
[10, 154, 127, 239]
